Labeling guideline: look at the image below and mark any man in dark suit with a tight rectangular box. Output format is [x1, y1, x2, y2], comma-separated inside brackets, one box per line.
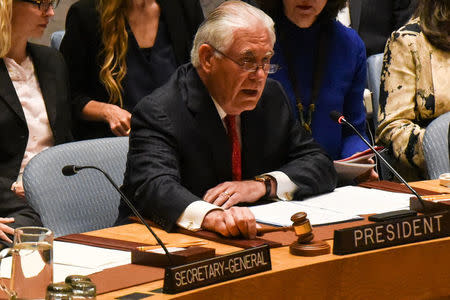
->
[119, 1, 337, 239]
[349, 0, 417, 56]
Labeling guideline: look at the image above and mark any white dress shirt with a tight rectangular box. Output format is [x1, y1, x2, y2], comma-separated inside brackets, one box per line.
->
[177, 98, 298, 231]
[337, 1, 351, 27]
[5, 56, 54, 180]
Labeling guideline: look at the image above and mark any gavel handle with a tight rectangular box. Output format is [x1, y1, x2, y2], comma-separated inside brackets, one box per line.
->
[257, 225, 293, 235]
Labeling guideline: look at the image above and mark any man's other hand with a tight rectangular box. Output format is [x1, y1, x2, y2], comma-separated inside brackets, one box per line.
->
[203, 180, 266, 209]
[355, 158, 379, 183]
[201, 207, 257, 239]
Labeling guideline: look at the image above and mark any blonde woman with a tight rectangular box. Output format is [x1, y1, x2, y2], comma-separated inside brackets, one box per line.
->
[376, 0, 450, 181]
[0, 0, 72, 246]
[60, 0, 204, 140]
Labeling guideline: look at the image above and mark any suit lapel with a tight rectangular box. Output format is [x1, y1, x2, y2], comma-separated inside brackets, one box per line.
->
[0, 59, 26, 123]
[349, 0, 362, 32]
[185, 68, 232, 181]
[28, 44, 57, 132]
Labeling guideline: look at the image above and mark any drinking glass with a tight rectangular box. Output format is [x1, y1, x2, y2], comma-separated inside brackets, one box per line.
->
[0, 227, 53, 299]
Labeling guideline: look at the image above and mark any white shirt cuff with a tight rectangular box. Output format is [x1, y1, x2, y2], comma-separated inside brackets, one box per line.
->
[265, 171, 298, 201]
[176, 201, 223, 231]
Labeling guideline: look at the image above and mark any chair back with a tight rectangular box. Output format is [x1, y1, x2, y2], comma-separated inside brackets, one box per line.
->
[50, 30, 65, 50]
[23, 137, 129, 237]
[366, 53, 384, 131]
[423, 112, 450, 179]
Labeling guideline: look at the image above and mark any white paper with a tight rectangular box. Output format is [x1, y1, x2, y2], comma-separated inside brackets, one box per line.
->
[249, 201, 362, 227]
[149, 247, 186, 254]
[298, 186, 411, 215]
[53, 241, 131, 270]
[53, 264, 103, 283]
[334, 161, 376, 181]
[334, 147, 385, 181]
[249, 186, 411, 227]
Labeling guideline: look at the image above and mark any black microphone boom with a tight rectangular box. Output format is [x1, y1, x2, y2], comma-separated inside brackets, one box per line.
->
[62, 164, 173, 264]
[329, 111, 426, 209]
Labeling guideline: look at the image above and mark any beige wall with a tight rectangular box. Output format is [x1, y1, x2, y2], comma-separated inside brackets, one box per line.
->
[33, 0, 226, 47]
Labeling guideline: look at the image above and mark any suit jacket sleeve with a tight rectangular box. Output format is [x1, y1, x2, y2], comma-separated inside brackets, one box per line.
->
[123, 92, 201, 232]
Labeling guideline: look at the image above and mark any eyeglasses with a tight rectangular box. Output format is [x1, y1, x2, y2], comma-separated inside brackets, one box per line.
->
[19, 0, 60, 13]
[208, 44, 280, 74]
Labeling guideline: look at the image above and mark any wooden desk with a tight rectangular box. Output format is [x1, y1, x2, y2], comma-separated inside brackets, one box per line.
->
[410, 179, 450, 194]
[94, 180, 450, 299]
[91, 224, 450, 300]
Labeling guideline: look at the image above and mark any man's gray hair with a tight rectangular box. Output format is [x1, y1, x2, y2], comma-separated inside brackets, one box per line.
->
[190, 1, 275, 67]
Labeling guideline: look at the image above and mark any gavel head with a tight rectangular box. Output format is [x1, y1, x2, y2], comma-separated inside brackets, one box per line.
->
[290, 212, 314, 243]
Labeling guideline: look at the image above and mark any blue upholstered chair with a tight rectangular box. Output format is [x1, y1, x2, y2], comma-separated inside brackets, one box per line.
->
[50, 30, 65, 50]
[23, 137, 129, 237]
[367, 53, 395, 180]
[366, 53, 384, 131]
[423, 112, 450, 179]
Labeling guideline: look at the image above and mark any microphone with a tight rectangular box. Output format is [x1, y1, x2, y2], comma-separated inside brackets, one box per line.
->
[62, 164, 173, 264]
[329, 111, 426, 210]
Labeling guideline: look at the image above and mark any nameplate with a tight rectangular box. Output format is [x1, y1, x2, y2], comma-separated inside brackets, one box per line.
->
[333, 211, 450, 255]
[163, 244, 271, 294]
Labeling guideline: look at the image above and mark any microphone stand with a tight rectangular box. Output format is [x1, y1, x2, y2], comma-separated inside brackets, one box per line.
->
[337, 118, 426, 210]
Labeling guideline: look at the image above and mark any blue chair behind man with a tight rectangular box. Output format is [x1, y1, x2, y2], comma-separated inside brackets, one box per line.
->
[50, 30, 65, 50]
[423, 112, 450, 179]
[367, 53, 394, 180]
[366, 53, 384, 131]
[23, 137, 128, 237]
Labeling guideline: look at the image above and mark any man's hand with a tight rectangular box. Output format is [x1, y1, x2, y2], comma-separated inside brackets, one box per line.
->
[0, 218, 15, 243]
[201, 207, 257, 239]
[355, 158, 379, 183]
[11, 182, 25, 198]
[203, 180, 266, 209]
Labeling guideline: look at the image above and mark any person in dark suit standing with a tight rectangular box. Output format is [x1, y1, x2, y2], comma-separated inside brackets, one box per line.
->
[348, 0, 417, 56]
[60, 0, 204, 140]
[118, 1, 337, 239]
[0, 0, 72, 246]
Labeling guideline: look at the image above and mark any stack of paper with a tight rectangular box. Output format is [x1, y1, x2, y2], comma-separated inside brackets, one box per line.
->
[298, 186, 411, 215]
[249, 185, 411, 227]
[53, 241, 131, 282]
[250, 201, 362, 227]
[334, 147, 384, 181]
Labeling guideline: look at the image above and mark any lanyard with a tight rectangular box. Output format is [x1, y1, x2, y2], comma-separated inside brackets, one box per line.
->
[279, 21, 330, 133]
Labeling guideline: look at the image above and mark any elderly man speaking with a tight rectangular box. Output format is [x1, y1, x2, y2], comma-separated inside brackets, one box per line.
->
[117, 1, 337, 239]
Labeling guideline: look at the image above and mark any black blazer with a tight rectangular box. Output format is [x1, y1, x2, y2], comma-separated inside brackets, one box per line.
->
[0, 43, 72, 239]
[60, 0, 204, 140]
[350, 0, 417, 56]
[118, 64, 337, 231]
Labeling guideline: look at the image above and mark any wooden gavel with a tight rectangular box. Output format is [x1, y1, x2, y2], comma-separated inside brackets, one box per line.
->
[256, 212, 314, 243]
